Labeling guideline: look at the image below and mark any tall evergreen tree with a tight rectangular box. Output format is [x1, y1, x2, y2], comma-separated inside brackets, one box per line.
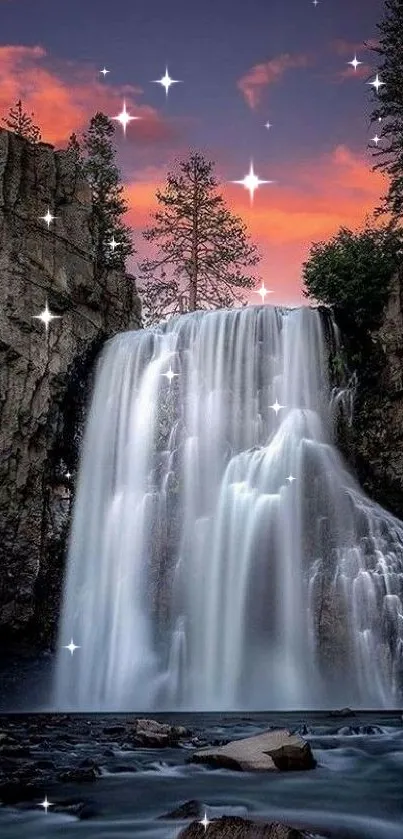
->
[2, 99, 41, 143]
[367, 0, 403, 224]
[138, 152, 260, 324]
[80, 113, 134, 274]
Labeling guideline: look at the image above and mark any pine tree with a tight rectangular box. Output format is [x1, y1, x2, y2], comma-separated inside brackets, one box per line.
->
[2, 99, 41, 143]
[66, 132, 82, 168]
[80, 113, 134, 274]
[367, 0, 403, 224]
[138, 152, 261, 324]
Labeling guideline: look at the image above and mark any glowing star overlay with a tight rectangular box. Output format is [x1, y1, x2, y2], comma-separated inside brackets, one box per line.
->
[161, 366, 178, 384]
[255, 283, 273, 302]
[32, 300, 61, 333]
[39, 208, 56, 228]
[348, 55, 363, 71]
[265, 121, 272, 130]
[39, 796, 54, 813]
[63, 638, 80, 656]
[152, 67, 181, 96]
[107, 235, 121, 251]
[100, 67, 110, 77]
[370, 134, 381, 145]
[232, 161, 274, 203]
[112, 100, 139, 135]
[199, 812, 211, 832]
[367, 74, 385, 93]
[287, 474, 296, 483]
[269, 399, 285, 415]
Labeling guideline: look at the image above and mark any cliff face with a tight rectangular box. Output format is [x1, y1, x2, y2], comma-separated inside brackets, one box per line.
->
[0, 128, 141, 647]
[338, 267, 403, 520]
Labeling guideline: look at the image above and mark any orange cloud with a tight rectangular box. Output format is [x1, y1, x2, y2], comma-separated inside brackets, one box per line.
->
[0, 44, 175, 146]
[123, 145, 389, 305]
[237, 53, 310, 109]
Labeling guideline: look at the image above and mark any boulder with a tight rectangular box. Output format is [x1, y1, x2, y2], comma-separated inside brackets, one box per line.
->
[177, 815, 308, 838]
[190, 729, 316, 772]
[159, 799, 203, 820]
[132, 718, 189, 747]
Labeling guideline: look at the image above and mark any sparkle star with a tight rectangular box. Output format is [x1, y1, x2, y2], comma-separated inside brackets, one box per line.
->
[255, 283, 273, 302]
[312, 0, 319, 6]
[112, 100, 139, 135]
[32, 300, 61, 333]
[348, 55, 362, 71]
[370, 134, 381, 145]
[63, 638, 80, 656]
[265, 121, 272, 130]
[367, 74, 385, 93]
[161, 366, 178, 384]
[232, 161, 274, 203]
[39, 796, 54, 813]
[107, 235, 121, 251]
[152, 67, 181, 96]
[269, 399, 285, 415]
[39, 208, 56, 228]
[100, 67, 110, 77]
[286, 474, 296, 483]
[199, 812, 211, 832]
[65, 471, 72, 480]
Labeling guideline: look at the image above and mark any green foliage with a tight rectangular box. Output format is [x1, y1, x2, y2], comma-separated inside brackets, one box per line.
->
[366, 0, 403, 223]
[138, 151, 260, 324]
[80, 113, 134, 274]
[302, 223, 403, 332]
[2, 99, 41, 143]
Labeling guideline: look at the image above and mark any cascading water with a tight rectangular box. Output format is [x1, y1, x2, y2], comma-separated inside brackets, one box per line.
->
[53, 305, 403, 710]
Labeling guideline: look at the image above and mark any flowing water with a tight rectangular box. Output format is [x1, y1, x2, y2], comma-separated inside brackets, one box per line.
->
[53, 305, 403, 711]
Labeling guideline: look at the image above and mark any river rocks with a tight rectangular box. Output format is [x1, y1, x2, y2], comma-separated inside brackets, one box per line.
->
[190, 730, 316, 772]
[177, 816, 308, 838]
[131, 717, 189, 747]
[0, 127, 142, 647]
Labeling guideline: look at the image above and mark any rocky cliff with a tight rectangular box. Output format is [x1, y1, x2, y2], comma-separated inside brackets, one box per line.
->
[0, 128, 142, 649]
[336, 267, 403, 521]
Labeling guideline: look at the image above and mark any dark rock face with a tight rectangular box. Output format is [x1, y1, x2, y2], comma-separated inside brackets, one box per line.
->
[177, 816, 309, 839]
[337, 268, 403, 520]
[0, 128, 142, 649]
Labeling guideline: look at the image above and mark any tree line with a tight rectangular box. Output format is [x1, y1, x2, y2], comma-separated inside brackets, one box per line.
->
[2, 0, 403, 331]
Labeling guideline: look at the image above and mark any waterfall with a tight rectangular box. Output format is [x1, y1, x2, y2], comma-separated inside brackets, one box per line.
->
[53, 305, 403, 710]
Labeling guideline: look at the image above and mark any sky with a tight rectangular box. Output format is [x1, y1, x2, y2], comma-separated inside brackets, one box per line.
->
[0, 0, 389, 305]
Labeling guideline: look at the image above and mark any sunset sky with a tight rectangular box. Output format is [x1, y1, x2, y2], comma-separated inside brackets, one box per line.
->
[0, 0, 389, 305]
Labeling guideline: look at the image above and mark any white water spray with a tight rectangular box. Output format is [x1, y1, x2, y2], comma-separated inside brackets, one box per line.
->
[54, 306, 403, 710]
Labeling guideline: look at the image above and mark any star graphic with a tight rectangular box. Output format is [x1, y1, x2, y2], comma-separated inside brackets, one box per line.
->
[232, 161, 274, 203]
[32, 300, 61, 333]
[161, 365, 178, 384]
[367, 74, 385, 93]
[370, 134, 381, 145]
[269, 399, 285, 415]
[39, 796, 54, 813]
[312, 0, 319, 6]
[63, 638, 80, 656]
[100, 67, 110, 77]
[199, 812, 211, 832]
[112, 100, 139, 135]
[39, 208, 56, 228]
[152, 67, 181, 96]
[107, 235, 121, 251]
[286, 474, 296, 483]
[65, 471, 72, 480]
[255, 283, 273, 302]
[348, 55, 362, 71]
[265, 121, 272, 130]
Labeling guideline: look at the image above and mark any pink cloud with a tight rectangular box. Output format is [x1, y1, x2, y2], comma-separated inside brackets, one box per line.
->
[237, 53, 310, 109]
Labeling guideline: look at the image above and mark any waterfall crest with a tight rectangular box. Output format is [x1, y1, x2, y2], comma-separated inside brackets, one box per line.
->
[53, 306, 403, 710]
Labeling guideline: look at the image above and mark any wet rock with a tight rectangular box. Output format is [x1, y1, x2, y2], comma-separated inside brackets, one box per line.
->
[329, 708, 356, 718]
[159, 799, 203, 819]
[52, 799, 97, 819]
[132, 718, 189, 747]
[190, 730, 316, 772]
[177, 815, 308, 838]
[57, 765, 100, 783]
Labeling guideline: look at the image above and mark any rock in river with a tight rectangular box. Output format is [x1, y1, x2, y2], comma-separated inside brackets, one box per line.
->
[177, 815, 309, 838]
[190, 729, 316, 772]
